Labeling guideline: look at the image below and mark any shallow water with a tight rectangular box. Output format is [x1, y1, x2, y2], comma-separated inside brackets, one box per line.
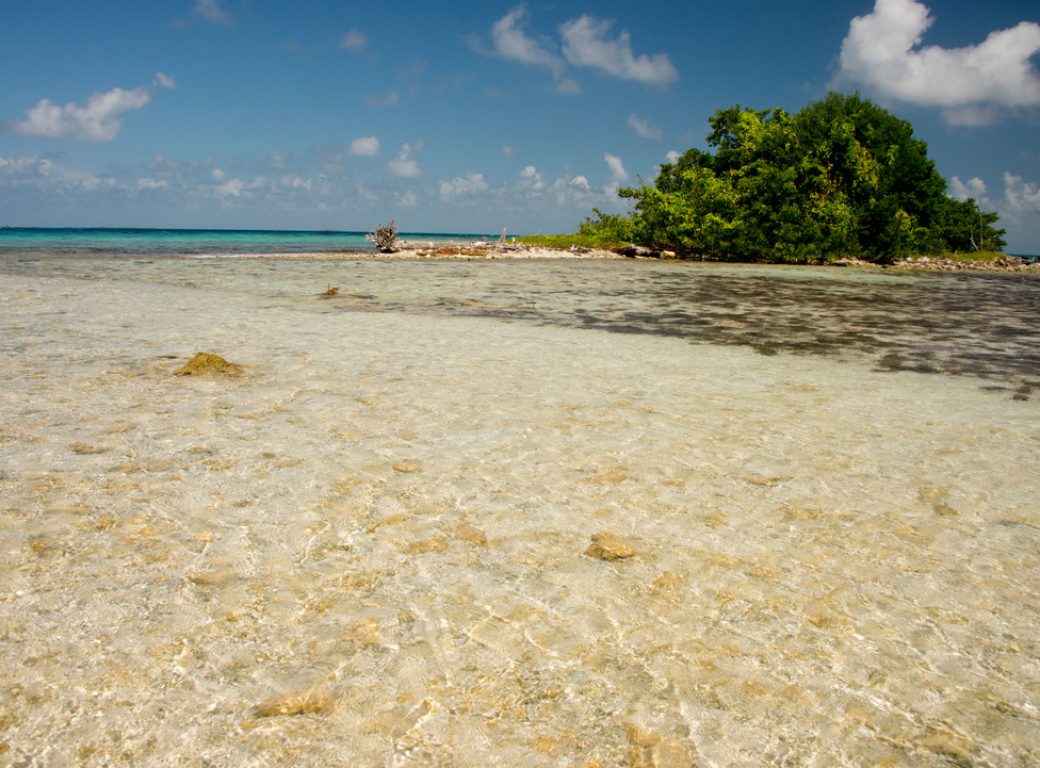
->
[1, 255, 1038, 766]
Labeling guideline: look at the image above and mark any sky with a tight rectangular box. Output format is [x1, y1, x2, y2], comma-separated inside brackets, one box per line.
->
[1, 0, 1039, 253]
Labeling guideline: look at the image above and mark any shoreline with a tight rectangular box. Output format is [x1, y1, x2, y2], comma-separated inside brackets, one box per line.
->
[344, 242, 1040, 273]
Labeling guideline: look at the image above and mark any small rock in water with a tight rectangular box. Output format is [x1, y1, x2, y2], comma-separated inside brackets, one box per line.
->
[253, 690, 337, 718]
[586, 532, 636, 561]
[408, 535, 447, 555]
[454, 523, 488, 546]
[625, 723, 696, 767]
[175, 352, 244, 377]
[392, 460, 422, 473]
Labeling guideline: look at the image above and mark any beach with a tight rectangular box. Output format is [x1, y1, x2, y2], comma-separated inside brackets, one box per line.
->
[1, 252, 1038, 766]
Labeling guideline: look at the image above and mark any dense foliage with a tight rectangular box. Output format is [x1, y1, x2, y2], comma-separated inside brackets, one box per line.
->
[582, 93, 1005, 262]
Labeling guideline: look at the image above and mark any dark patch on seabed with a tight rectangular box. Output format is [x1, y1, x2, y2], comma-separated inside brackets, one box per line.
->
[360, 266, 1040, 400]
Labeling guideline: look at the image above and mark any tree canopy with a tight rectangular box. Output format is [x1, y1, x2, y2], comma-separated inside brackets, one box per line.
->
[582, 93, 1005, 262]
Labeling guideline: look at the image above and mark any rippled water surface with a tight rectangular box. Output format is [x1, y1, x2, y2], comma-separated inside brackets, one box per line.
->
[1, 254, 1038, 766]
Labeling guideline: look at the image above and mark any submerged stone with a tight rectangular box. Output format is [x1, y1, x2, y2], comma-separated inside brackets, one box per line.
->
[625, 723, 696, 767]
[175, 352, 244, 377]
[253, 690, 337, 718]
[586, 532, 636, 561]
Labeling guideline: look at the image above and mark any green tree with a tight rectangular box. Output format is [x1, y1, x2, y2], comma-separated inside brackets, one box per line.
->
[584, 93, 1004, 261]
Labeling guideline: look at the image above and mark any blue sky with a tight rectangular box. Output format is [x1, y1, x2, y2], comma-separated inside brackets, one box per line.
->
[2, 0, 1039, 252]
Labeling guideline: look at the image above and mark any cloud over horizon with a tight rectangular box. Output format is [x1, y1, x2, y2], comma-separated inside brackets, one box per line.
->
[388, 143, 422, 178]
[348, 136, 380, 157]
[837, 0, 1040, 125]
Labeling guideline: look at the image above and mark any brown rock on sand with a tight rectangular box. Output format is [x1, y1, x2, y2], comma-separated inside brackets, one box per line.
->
[585, 532, 636, 561]
[175, 352, 244, 377]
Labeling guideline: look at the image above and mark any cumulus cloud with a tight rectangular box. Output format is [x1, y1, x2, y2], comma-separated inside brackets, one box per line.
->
[439, 173, 488, 201]
[569, 175, 590, 191]
[1001, 172, 1040, 214]
[665, 150, 680, 163]
[604, 153, 628, 183]
[489, 7, 677, 91]
[950, 175, 988, 201]
[628, 113, 663, 140]
[153, 73, 176, 89]
[388, 143, 422, 178]
[193, 0, 232, 26]
[837, 0, 1040, 124]
[9, 85, 153, 142]
[136, 177, 168, 190]
[340, 29, 367, 53]
[348, 136, 380, 156]
[280, 174, 312, 191]
[560, 15, 677, 86]
[519, 164, 545, 192]
[213, 177, 245, 198]
[491, 6, 582, 93]
[0, 154, 115, 191]
[492, 6, 565, 78]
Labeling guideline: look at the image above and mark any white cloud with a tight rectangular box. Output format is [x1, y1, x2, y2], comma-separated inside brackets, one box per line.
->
[388, 143, 422, 178]
[502, 145, 518, 158]
[604, 153, 628, 183]
[9, 86, 152, 141]
[569, 175, 590, 191]
[439, 173, 488, 201]
[519, 164, 545, 192]
[365, 90, 400, 108]
[560, 15, 678, 86]
[837, 0, 1040, 124]
[492, 6, 565, 78]
[281, 175, 312, 191]
[136, 177, 168, 190]
[399, 190, 417, 207]
[628, 113, 663, 140]
[153, 72, 176, 89]
[213, 177, 245, 198]
[665, 150, 680, 163]
[348, 136, 380, 156]
[950, 176, 988, 201]
[1002, 172, 1040, 214]
[340, 29, 367, 53]
[193, 0, 232, 26]
[0, 155, 102, 191]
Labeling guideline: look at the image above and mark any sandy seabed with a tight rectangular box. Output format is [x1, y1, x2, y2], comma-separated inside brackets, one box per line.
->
[0, 257, 1038, 767]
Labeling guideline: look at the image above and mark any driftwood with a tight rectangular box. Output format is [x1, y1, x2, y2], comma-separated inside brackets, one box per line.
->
[366, 220, 398, 253]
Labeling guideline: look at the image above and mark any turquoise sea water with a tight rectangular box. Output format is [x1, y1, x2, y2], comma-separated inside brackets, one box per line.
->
[0, 227, 489, 256]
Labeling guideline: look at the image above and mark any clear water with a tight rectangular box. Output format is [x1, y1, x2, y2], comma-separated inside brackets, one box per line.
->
[1, 252, 1038, 766]
[0, 227, 490, 257]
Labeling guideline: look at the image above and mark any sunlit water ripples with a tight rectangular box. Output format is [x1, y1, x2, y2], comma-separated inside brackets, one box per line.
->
[0, 254, 1037, 766]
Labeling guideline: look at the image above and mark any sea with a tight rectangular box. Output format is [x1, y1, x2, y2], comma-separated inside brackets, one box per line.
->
[1, 227, 1038, 766]
[0, 226, 489, 256]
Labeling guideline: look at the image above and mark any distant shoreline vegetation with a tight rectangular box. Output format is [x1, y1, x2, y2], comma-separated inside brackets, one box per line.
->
[571, 93, 1008, 265]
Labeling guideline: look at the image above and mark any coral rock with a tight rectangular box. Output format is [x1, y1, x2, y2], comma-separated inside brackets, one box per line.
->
[175, 352, 244, 377]
[253, 690, 336, 718]
[586, 532, 636, 561]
